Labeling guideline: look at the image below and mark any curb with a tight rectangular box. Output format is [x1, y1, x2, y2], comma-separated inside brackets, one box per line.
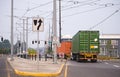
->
[14, 64, 64, 77]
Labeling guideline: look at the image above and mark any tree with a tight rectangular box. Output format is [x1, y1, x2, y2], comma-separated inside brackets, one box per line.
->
[14, 40, 20, 54]
[14, 40, 27, 54]
[0, 39, 11, 54]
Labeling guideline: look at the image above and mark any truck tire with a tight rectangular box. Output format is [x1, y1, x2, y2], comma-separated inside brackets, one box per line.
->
[91, 59, 97, 62]
[76, 55, 80, 62]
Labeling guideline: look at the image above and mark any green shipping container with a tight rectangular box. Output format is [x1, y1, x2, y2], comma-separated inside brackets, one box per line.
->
[72, 31, 100, 53]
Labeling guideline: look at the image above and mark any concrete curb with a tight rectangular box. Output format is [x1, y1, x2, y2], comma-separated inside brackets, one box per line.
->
[14, 64, 64, 77]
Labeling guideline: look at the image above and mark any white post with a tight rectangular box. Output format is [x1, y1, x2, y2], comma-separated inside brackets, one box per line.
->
[20, 32, 22, 54]
[17, 34, 19, 54]
[23, 19, 25, 54]
[37, 31, 39, 71]
[53, 0, 57, 63]
[26, 18, 28, 58]
[11, 0, 14, 60]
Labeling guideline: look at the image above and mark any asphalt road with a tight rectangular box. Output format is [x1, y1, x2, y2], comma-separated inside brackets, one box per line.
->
[0, 55, 34, 77]
[0, 55, 120, 77]
[67, 60, 120, 77]
[0, 55, 19, 77]
[0, 55, 8, 77]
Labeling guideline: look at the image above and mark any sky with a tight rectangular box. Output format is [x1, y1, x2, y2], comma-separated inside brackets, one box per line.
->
[0, 0, 120, 48]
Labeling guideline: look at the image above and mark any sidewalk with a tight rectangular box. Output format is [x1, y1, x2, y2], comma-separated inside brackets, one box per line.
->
[7, 57, 66, 76]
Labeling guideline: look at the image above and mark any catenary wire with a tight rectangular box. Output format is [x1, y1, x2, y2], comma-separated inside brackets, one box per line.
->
[89, 8, 120, 30]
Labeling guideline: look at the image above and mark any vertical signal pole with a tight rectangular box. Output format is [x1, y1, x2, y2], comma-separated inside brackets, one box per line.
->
[53, 0, 57, 63]
[16, 24, 18, 54]
[59, 0, 61, 43]
[23, 19, 25, 54]
[11, 0, 14, 60]
[37, 31, 40, 71]
[26, 18, 28, 58]
[20, 32, 22, 54]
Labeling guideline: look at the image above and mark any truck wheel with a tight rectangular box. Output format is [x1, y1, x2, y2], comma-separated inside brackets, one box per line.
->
[91, 59, 97, 62]
[76, 55, 80, 62]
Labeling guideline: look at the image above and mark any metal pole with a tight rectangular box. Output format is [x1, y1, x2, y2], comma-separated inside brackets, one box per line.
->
[53, 0, 57, 63]
[37, 31, 39, 71]
[48, 22, 51, 51]
[20, 32, 22, 54]
[49, 22, 50, 45]
[26, 18, 28, 58]
[17, 34, 19, 54]
[59, 0, 61, 43]
[23, 19, 25, 54]
[11, 0, 14, 60]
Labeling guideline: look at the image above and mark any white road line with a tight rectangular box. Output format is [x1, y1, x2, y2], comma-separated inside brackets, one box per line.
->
[6, 61, 10, 77]
[104, 62, 120, 68]
[105, 62, 109, 64]
[113, 65, 120, 68]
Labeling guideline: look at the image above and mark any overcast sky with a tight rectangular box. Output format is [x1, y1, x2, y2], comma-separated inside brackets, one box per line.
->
[0, 0, 120, 48]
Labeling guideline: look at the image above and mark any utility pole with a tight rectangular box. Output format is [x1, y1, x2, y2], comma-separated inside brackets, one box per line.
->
[11, 0, 14, 60]
[36, 16, 40, 71]
[20, 32, 22, 54]
[26, 18, 28, 58]
[23, 19, 25, 54]
[53, 0, 57, 63]
[48, 22, 51, 51]
[17, 34, 19, 54]
[59, 0, 62, 43]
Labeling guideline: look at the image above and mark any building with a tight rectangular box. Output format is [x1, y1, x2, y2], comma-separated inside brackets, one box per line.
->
[99, 34, 120, 58]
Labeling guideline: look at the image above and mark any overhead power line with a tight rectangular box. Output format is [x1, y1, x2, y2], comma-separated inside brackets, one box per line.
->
[28, 1, 52, 11]
[62, 0, 100, 11]
[21, 1, 52, 18]
[63, 3, 120, 18]
[89, 8, 120, 30]
[62, 0, 95, 9]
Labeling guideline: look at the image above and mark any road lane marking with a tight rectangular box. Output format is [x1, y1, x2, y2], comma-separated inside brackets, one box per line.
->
[104, 62, 120, 68]
[105, 62, 109, 64]
[6, 61, 10, 77]
[113, 65, 120, 68]
[64, 64, 68, 77]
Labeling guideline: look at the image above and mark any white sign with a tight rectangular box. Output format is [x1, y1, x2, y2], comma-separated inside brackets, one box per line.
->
[32, 17, 44, 32]
[59, 53, 64, 58]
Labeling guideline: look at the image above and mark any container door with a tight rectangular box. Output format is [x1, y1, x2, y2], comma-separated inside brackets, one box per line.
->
[80, 31, 89, 53]
[89, 31, 99, 53]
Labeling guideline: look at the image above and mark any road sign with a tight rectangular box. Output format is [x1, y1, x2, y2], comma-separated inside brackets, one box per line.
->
[32, 17, 44, 32]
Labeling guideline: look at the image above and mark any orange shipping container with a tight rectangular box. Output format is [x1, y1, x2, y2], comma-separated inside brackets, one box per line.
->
[57, 41, 71, 55]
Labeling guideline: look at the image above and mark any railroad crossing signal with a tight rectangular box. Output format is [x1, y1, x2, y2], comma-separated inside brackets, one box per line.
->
[32, 17, 44, 32]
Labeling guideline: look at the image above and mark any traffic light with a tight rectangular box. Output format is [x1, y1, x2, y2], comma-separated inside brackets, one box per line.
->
[38, 41, 40, 44]
[19, 43, 21, 47]
[35, 40, 37, 43]
[32, 40, 40, 44]
[1, 37, 3, 41]
[45, 41, 47, 44]
[32, 41, 34, 44]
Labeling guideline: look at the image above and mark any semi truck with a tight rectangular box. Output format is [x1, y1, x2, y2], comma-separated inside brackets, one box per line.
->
[57, 38, 72, 59]
[71, 31, 100, 62]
